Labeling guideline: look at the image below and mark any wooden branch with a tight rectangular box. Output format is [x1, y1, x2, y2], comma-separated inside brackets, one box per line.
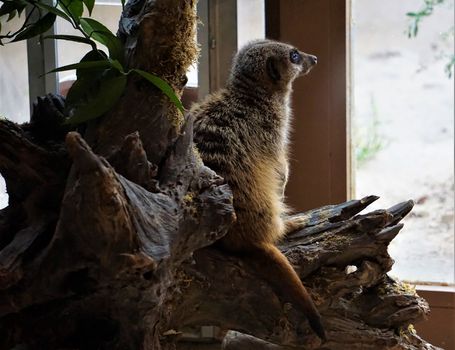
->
[106, 131, 159, 192]
[0, 101, 70, 293]
[0, 117, 69, 208]
[0, 2, 208, 348]
[0, 125, 234, 349]
[0, 111, 440, 349]
[222, 328, 440, 350]
[171, 198, 440, 350]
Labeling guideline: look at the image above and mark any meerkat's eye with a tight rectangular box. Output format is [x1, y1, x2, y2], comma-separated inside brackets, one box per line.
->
[290, 50, 302, 64]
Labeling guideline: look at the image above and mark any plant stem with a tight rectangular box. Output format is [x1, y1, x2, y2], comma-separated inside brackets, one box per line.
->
[56, 0, 97, 51]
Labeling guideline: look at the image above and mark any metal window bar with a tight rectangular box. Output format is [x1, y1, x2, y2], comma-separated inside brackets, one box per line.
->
[197, 0, 238, 99]
[26, 1, 58, 116]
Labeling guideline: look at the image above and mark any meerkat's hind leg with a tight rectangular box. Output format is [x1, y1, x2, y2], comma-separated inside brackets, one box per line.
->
[242, 242, 326, 341]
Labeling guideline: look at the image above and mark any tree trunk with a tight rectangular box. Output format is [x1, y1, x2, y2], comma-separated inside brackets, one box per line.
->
[0, 1, 441, 349]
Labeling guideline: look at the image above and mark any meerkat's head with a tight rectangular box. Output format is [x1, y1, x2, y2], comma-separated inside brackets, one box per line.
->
[228, 39, 317, 93]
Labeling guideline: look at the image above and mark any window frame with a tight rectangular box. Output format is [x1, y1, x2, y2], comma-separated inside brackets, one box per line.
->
[25, 1, 59, 115]
[197, 0, 238, 98]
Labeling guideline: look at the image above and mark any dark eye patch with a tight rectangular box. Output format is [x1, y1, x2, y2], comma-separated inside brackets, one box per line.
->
[266, 57, 281, 82]
[290, 50, 302, 64]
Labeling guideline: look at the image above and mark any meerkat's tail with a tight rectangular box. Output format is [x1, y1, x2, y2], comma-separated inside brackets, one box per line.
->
[245, 243, 326, 341]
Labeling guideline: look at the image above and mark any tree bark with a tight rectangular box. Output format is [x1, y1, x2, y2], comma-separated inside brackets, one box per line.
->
[0, 1, 441, 349]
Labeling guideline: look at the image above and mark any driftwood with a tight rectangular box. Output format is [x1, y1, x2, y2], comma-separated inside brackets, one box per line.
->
[0, 1, 440, 349]
[193, 197, 436, 350]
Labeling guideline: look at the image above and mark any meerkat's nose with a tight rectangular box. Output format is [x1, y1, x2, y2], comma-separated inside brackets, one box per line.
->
[309, 55, 318, 65]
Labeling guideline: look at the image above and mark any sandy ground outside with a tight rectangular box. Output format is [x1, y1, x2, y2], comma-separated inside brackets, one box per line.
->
[352, 0, 454, 284]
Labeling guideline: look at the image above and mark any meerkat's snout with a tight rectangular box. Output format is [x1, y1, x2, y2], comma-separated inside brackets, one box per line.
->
[300, 53, 317, 75]
[308, 54, 317, 65]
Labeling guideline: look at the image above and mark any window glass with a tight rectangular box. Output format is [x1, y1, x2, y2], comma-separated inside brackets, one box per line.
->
[187, 63, 198, 88]
[0, 17, 30, 123]
[237, 0, 265, 49]
[0, 15, 30, 210]
[0, 176, 6, 209]
[351, 0, 454, 283]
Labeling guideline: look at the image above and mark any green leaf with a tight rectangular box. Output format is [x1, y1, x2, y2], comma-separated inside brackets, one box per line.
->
[17, 3, 26, 17]
[0, 1, 14, 17]
[12, 12, 56, 42]
[80, 49, 108, 62]
[47, 60, 113, 74]
[445, 56, 455, 78]
[43, 34, 94, 46]
[82, 0, 95, 15]
[0, 0, 26, 17]
[80, 17, 113, 36]
[76, 49, 108, 78]
[53, 55, 124, 81]
[109, 59, 124, 73]
[65, 66, 112, 107]
[7, 9, 16, 21]
[0, 2, 14, 17]
[0, 0, 27, 22]
[59, 0, 83, 24]
[66, 74, 127, 125]
[34, 2, 72, 22]
[133, 69, 185, 114]
[79, 17, 123, 60]
[65, 76, 91, 108]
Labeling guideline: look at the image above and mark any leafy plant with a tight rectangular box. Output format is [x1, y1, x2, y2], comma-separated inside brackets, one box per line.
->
[406, 0, 445, 38]
[445, 53, 455, 77]
[354, 95, 387, 167]
[406, 0, 455, 77]
[0, 0, 184, 125]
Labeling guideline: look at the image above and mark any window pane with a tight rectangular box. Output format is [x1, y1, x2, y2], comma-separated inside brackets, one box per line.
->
[187, 63, 198, 88]
[0, 17, 30, 123]
[351, 0, 454, 283]
[237, 0, 265, 49]
[0, 16, 30, 210]
[0, 176, 6, 209]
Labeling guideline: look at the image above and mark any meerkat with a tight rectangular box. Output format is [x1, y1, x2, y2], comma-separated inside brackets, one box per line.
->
[191, 39, 325, 340]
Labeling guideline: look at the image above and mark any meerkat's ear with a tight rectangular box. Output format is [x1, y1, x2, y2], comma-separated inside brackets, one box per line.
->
[266, 56, 281, 82]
